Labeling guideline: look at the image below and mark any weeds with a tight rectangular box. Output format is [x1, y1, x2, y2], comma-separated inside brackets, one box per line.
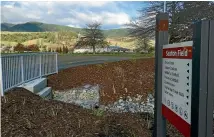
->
[49, 105, 64, 117]
[78, 119, 81, 128]
[124, 88, 128, 93]
[92, 108, 105, 117]
[114, 66, 125, 77]
[112, 84, 116, 94]
[96, 64, 104, 68]
[22, 98, 26, 105]
[3, 96, 7, 103]
[131, 58, 137, 63]
[25, 118, 32, 129]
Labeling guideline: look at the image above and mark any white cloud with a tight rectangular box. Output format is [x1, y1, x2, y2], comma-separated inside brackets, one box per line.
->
[1, 1, 131, 29]
[65, 1, 111, 7]
[67, 24, 81, 28]
[3, 4, 14, 9]
[70, 11, 130, 25]
[102, 12, 130, 25]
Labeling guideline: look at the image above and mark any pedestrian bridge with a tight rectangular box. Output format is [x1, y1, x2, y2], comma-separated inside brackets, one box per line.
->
[0, 52, 58, 97]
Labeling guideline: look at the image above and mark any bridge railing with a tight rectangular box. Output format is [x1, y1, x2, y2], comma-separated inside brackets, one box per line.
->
[0, 52, 58, 96]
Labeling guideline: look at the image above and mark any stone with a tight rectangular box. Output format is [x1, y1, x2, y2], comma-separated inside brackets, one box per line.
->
[54, 88, 155, 114]
[53, 84, 100, 109]
[117, 105, 123, 109]
[118, 99, 123, 103]
[120, 102, 125, 107]
[83, 84, 91, 89]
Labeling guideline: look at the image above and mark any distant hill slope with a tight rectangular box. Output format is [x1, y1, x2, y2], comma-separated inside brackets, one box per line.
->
[1, 23, 15, 31]
[103, 29, 129, 38]
[1, 22, 129, 38]
[1, 22, 82, 33]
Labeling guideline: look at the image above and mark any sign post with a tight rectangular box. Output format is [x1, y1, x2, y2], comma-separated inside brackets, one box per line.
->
[191, 20, 214, 137]
[207, 20, 214, 137]
[154, 13, 214, 137]
[153, 13, 168, 137]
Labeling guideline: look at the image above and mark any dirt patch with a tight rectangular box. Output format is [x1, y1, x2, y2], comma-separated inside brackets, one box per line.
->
[48, 58, 155, 105]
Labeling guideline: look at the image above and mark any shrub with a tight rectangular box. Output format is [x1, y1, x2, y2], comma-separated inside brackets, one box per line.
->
[27, 44, 40, 51]
[14, 43, 26, 52]
[148, 46, 155, 53]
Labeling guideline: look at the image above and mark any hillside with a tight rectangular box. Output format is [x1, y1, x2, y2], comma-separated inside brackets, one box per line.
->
[1, 22, 129, 38]
[103, 29, 129, 38]
[1, 23, 15, 31]
[1, 22, 82, 33]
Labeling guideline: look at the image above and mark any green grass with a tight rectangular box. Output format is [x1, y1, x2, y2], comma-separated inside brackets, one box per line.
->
[60, 52, 154, 58]
[92, 108, 105, 117]
[1, 41, 18, 46]
[2, 52, 154, 59]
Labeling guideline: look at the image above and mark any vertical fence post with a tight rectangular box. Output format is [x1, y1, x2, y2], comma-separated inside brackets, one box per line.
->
[39, 54, 42, 78]
[0, 56, 4, 96]
[21, 56, 24, 83]
[55, 53, 58, 73]
[153, 13, 169, 137]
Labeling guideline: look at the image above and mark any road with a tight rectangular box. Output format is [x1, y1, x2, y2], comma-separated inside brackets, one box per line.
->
[58, 55, 132, 70]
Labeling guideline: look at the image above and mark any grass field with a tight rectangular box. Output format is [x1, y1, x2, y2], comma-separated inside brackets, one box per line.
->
[60, 52, 154, 58]
[1, 31, 155, 52]
[1, 41, 18, 46]
[1, 52, 154, 59]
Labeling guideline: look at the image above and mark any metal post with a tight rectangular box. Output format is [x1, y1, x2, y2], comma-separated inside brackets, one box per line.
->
[21, 56, 24, 82]
[164, 1, 166, 12]
[191, 20, 211, 137]
[0, 56, 4, 96]
[206, 20, 214, 137]
[55, 53, 58, 73]
[39, 54, 42, 78]
[153, 13, 169, 137]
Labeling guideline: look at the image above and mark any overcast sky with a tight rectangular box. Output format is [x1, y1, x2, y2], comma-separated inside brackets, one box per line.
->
[1, 1, 147, 29]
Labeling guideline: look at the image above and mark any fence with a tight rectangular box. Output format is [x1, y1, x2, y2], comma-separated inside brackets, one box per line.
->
[0, 52, 58, 96]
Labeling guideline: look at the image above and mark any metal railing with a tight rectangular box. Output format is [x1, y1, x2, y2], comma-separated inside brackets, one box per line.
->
[0, 52, 58, 96]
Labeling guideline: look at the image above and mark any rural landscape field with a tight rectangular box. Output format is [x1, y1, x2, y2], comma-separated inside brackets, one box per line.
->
[1, 1, 214, 137]
[1, 22, 155, 54]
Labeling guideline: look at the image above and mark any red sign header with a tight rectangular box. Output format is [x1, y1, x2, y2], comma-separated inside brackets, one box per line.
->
[163, 46, 192, 59]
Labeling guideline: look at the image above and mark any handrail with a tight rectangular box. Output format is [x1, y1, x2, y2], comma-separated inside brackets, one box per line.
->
[1, 52, 58, 58]
[0, 52, 58, 96]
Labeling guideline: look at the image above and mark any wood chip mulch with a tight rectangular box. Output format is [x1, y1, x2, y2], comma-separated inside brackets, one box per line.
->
[48, 58, 155, 105]
[1, 58, 183, 137]
[1, 88, 153, 137]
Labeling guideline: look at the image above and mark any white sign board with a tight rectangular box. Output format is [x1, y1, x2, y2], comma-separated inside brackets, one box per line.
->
[162, 41, 193, 126]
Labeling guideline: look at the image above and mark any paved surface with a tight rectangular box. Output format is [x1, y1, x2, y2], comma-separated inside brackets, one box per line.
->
[58, 55, 132, 70]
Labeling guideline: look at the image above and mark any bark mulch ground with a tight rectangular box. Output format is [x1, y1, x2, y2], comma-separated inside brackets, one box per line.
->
[2, 88, 153, 137]
[1, 88, 182, 137]
[1, 58, 183, 137]
[48, 58, 155, 105]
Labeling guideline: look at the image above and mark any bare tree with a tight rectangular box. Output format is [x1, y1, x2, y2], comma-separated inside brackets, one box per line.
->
[127, 1, 214, 43]
[76, 22, 108, 54]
